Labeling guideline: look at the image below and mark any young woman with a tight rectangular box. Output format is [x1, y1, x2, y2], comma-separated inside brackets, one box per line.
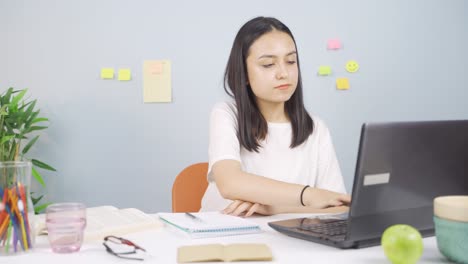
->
[201, 17, 351, 216]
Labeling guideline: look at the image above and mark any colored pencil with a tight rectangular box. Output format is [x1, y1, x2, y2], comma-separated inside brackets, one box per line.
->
[13, 227, 17, 252]
[5, 222, 12, 253]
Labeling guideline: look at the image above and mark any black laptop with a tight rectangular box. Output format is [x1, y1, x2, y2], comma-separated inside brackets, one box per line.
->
[268, 120, 468, 249]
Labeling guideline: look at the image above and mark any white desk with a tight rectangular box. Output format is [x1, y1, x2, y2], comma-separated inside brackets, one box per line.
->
[8, 213, 450, 263]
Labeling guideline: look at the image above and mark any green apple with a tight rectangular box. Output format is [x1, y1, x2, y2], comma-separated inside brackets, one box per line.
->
[381, 224, 423, 264]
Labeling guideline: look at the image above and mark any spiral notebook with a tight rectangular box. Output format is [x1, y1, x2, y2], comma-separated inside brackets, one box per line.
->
[158, 212, 261, 238]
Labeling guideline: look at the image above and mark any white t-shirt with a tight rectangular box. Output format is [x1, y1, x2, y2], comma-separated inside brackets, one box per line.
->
[200, 101, 346, 211]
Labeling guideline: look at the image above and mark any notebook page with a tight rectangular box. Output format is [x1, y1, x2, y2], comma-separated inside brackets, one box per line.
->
[158, 212, 260, 232]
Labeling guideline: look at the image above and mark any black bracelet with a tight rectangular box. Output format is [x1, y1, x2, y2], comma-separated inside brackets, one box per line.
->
[300, 185, 310, 206]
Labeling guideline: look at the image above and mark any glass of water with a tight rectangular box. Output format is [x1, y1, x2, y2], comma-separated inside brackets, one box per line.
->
[46, 203, 86, 253]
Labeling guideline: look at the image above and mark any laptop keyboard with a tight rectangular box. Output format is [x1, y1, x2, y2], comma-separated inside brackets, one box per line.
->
[298, 218, 348, 237]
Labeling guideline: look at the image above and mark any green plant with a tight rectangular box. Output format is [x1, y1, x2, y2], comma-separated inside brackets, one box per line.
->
[0, 87, 56, 213]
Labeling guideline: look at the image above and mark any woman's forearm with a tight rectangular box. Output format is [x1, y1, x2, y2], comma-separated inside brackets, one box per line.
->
[213, 160, 349, 208]
[213, 160, 309, 206]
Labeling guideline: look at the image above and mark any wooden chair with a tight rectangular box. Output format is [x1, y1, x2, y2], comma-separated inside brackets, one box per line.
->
[172, 162, 209, 212]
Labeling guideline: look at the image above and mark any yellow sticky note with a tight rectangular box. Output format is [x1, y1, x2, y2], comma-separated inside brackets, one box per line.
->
[101, 68, 114, 79]
[336, 78, 350, 90]
[143, 60, 172, 103]
[318, 66, 332, 76]
[118, 69, 131, 81]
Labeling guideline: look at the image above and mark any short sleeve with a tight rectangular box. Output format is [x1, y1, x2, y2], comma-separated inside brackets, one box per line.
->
[314, 119, 347, 194]
[207, 102, 241, 182]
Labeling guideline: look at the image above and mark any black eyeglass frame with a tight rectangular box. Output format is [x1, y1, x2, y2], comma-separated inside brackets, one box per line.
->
[103, 235, 147, 261]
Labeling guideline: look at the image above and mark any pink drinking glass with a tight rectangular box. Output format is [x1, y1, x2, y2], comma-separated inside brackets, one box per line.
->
[46, 203, 86, 253]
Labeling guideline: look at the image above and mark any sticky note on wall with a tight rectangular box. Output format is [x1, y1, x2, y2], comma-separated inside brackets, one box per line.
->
[327, 39, 342, 50]
[118, 69, 132, 81]
[318, 66, 332, 76]
[345, 61, 359, 73]
[149, 62, 163, 74]
[336, 78, 350, 90]
[143, 60, 172, 103]
[101, 68, 114, 79]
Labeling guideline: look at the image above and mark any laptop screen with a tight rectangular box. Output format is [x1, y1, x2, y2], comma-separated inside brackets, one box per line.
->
[268, 120, 468, 248]
[349, 120, 468, 219]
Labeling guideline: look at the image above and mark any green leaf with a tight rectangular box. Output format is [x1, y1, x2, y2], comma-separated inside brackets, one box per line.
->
[32, 117, 48, 124]
[32, 159, 57, 171]
[6, 111, 24, 121]
[10, 89, 27, 108]
[0, 135, 14, 145]
[31, 194, 44, 205]
[34, 203, 51, 214]
[25, 126, 48, 133]
[22, 135, 39, 155]
[0, 105, 8, 116]
[19, 100, 34, 112]
[0, 88, 13, 105]
[32, 167, 46, 187]
[24, 110, 39, 129]
[8, 140, 17, 160]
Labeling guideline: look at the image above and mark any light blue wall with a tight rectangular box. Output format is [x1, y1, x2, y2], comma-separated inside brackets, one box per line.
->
[1, 0, 467, 213]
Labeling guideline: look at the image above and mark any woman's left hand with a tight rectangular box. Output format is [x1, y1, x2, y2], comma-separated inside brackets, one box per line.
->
[222, 200, 273, 217]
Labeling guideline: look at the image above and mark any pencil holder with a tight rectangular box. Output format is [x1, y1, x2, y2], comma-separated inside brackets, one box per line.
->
[0, 160, 35, 255]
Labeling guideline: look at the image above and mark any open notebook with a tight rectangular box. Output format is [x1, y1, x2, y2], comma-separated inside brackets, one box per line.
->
[158, 212, 261, 239]
[36, 206, 163, 241]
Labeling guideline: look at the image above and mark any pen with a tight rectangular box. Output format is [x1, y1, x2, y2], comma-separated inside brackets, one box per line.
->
[185, 213, 203, 222]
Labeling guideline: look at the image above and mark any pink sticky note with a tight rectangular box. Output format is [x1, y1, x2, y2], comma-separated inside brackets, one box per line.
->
[327, 39, 342, 50]
[150, 62, 163, 75]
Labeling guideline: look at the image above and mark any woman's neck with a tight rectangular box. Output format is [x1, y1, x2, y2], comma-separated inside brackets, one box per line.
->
[257, 101, 289, 123]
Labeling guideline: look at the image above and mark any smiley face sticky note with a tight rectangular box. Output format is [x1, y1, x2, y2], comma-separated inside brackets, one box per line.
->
[118, 69, 131, 81]
[336, 78, 350, 90]
[101, 68, 114, 79]
[327, 39, 342, 50]
[318, 66, 332, 76]
[345, 60, 359, 73]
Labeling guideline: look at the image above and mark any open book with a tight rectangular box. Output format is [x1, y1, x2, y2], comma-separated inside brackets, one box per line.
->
[158, 212, 261, 238]
[178, 243, 273, 262]
[36, 206, 163, 241]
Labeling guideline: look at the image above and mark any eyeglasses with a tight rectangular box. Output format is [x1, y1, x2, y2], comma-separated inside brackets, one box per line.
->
[103, 235, 147, 261]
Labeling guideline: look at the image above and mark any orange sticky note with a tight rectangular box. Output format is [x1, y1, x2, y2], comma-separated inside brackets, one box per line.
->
[149, 62, 163, 75]
[327, 39, 342, 50]
[336, 78, 350, 90]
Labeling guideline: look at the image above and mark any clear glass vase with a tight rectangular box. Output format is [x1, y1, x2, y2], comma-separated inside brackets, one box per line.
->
[0, 160, 35, 255]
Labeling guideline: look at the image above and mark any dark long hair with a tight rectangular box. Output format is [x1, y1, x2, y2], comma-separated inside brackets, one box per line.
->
[224, 16, 313, 152]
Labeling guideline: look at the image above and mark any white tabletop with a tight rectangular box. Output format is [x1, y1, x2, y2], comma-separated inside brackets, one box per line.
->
[6, 213, 450, 264]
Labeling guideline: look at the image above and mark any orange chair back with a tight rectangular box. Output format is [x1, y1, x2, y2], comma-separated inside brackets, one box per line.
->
[172, 162, 209, 212]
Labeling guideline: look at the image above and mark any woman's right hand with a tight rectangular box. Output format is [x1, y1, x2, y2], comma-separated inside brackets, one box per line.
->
[222, 200, 274, 217]
[304, 187, 351, 209]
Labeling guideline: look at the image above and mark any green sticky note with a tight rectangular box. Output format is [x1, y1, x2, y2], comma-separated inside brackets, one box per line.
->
[101, 68, 114, 79]
[318, 66, 332, 76]
[118, 69, 131, 81]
